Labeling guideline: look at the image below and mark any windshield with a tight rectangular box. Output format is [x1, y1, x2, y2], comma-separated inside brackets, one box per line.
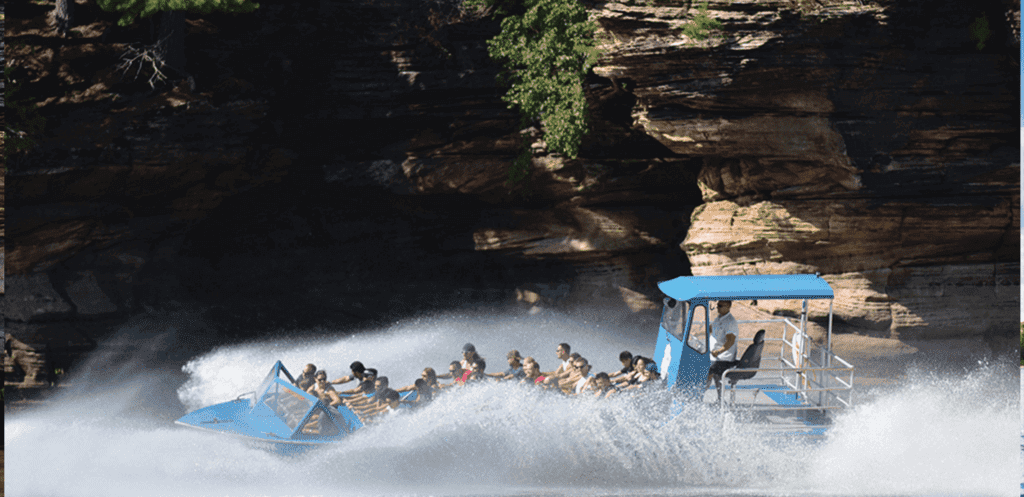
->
[260, 380, 314, 431]
[299, 406, 340, 437]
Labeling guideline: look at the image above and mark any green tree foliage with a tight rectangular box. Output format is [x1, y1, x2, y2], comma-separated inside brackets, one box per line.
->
[5, 65, 48, 156]
[681, 2, 722, 42]
[968, 14, 991, 51]
[486, 0, 601, 160]
[505, 145, 533, 184]
[96, 0, 258, 27]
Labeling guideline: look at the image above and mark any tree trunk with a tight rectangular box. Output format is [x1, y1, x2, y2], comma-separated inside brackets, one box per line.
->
[52, 0, 75, 37]
[156, 10, 187, 76]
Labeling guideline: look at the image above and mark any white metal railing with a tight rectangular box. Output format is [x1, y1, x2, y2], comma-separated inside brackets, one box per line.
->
[728, 317, 855, 410]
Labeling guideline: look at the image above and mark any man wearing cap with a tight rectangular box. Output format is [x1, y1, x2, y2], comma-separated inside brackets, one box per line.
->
[707, 300, 739, 401]
[491, 350, 525, 380]
[459, 343, 482, 372]
[437, 345, 477, 381]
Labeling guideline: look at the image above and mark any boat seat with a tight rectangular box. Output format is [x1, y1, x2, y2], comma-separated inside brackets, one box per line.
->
[724, 329, 765, 405]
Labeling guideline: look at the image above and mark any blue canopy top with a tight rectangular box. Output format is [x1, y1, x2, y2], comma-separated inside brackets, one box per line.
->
[657, 274, 833, 302]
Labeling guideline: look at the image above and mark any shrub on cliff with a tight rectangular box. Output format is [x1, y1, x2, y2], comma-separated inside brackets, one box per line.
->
[483, 0, 602, 162]
[4, 64, 48, 159]
[682, 2, 723, 43]
[968, 14, 991, 51]
[96, 0, 259, 27]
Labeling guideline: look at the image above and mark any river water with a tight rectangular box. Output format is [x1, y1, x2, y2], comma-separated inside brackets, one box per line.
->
[5, 308, 1019, 496]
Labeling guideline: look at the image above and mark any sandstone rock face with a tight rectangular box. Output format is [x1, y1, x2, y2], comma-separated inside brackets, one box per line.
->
[4, 333, 50, 386]
[592, 0, 1019, 339]
[2, 0, 1017, 370]
[684, 200, 1017, 337]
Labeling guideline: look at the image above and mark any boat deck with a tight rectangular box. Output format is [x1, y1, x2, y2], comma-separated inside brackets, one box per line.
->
[698, 381, 836, 437]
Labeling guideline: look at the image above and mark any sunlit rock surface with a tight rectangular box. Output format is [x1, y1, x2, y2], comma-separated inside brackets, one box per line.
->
[597, 0, 1020, 339]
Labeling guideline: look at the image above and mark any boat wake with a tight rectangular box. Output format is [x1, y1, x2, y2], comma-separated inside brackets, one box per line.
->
[5, 309, 1019, 496]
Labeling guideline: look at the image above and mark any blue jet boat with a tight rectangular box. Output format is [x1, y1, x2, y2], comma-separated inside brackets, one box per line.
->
[175, 361, 365, 454]
[655, 274, 855, 438]
[177, 274, 853, 451]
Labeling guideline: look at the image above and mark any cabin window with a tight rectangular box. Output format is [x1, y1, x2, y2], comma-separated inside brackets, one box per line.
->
[661, 298, 688, 340]
[686, 304, 708, 354]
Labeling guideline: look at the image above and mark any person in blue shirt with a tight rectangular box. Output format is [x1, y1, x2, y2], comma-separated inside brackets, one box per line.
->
[491, 350, 525, 380]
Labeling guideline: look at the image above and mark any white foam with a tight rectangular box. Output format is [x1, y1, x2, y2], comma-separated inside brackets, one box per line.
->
[6, 311, 1019, 496]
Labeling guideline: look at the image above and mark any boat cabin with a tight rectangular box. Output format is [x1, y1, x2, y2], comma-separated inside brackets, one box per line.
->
[654, 274, 854, 412]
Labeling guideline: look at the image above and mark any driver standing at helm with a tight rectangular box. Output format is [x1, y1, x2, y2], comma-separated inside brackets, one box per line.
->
[706, 300, 739, 401]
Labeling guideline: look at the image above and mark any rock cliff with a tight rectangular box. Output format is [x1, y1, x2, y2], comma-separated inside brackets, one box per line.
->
[602, 0, 1020, 339]
[3, 0, 1018, 380]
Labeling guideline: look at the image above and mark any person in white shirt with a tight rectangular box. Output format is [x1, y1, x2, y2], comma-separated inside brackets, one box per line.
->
[541, 343, 575, 389]
[706, 300, 739, 401]
[571, 358, 595, 394]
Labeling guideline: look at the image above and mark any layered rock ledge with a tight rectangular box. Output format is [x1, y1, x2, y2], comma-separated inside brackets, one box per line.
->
[2, 0, 1018, 381]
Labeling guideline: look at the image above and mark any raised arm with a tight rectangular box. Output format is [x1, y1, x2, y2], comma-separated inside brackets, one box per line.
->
[330, 374, 354, 385]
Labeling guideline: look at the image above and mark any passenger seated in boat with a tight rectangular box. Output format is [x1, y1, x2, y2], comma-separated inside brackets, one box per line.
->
[625, 356, 658, 386]
[305, 370, 344, 408]
[359, 389, 402, 423]
[330, 361, 368, 386]
[343, 378, 374, 397]
[542, 348, 579, 389]
[566, 352, 581, 370]
[453, 359, 480, 384]
[613, 356, 642, 387]
[623, 359, 661, 391]
[522, 357, 543, 385]
[540, 343, 573, 384]
[550, 354, 587, 392]
[619, 357, 645, 386]
[345, 376, 389, 410]
[590, 372, 617, 398]
[340, 379, 375, 410]
[466, 359, 487, 383]
[609, 351, 633, 382]
[460, 343, 483, 372]
[294, 363, 318, 391]
[339, 368, 377, 395]
[570, 358, 595, 394]
[489, 350, 525, 380]
[400, 378, 434, 406]
[550, 359, 576, 390]
[439, 362, 465, 388]
[398, 367, 442, 395]
[422, 367, 441, 392]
